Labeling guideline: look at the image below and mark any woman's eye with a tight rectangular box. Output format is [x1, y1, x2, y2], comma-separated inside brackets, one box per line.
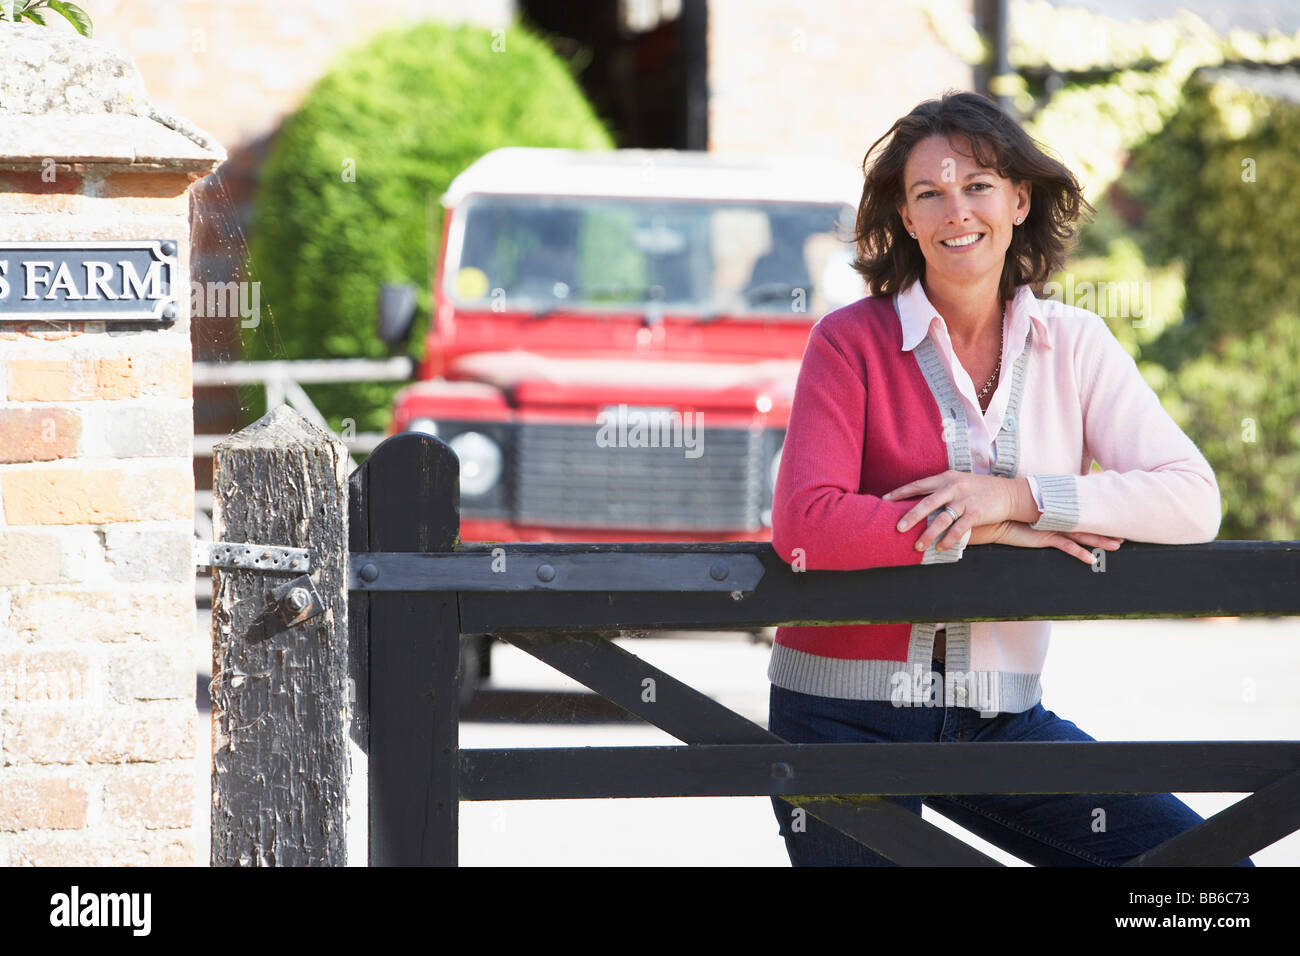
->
[918, 183, 991, 198]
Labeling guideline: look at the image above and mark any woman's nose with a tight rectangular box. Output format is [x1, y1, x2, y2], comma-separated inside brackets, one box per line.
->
[943, 194, 973, 224]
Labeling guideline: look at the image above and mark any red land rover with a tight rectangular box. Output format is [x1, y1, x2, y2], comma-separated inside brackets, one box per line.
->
[386, 146, 863, 549]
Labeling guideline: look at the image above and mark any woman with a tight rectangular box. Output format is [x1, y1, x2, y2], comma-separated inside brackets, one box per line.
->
[767, 90, 1248, 867]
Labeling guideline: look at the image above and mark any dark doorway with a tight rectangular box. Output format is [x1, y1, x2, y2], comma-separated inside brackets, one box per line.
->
[519, 0, 707, 149]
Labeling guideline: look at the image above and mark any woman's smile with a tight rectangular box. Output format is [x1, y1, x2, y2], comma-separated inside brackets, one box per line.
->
[939, 231, 985, 251]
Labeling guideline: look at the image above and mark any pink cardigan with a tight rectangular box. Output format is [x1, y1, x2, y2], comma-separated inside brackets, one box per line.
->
[767, 281, 1221, 714]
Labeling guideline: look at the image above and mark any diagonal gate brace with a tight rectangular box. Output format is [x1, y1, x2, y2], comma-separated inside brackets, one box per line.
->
[488, 629, 1000, 866]
[1125, 766, 1300, 866]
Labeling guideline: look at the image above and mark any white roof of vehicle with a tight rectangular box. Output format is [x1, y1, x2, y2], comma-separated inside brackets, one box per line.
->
[441, 147, 863, 208]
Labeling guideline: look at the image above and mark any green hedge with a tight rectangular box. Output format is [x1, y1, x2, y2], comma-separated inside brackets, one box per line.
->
[243, 20, 613, 433]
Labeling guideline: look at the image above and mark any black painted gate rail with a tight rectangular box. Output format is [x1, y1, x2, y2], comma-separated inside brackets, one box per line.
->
[348, 432, 1300, 867]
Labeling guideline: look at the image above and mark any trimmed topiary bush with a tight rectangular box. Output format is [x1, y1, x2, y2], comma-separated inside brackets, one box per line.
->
[244, 20, 613, 433]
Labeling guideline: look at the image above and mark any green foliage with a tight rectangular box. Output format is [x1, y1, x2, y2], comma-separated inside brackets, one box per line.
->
[244, 20, 613, 432]
[0, 0, 92, 34]
[1126, 78, 1293, 346]
[1049, 208, 1186, 356]
[1163, 307, 1300, 539]
[1121, 78, 1300, 539]
[1023, 62, 1195, 205]
[1006, 0, 1225, 73]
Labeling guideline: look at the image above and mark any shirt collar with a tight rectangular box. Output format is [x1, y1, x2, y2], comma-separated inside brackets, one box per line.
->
[895, 279, 1053, 351]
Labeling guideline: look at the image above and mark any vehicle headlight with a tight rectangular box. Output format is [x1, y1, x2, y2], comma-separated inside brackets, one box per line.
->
[449, 431, 502, 496]
[407, 417, 438, 436]
[769, 445, 783, 493]
[762, 444, 783, 527]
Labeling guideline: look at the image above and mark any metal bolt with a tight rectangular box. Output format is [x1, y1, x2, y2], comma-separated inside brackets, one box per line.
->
[286, 587, 310, 613]
[536, 563, 556, 582]
[772, 762, 794, 780]
[360, 562, 379, 582]
[159, 240, 177, 256]
[709, 560, 729, 581]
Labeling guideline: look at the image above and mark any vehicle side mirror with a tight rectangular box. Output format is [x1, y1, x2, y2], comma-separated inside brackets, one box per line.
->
[375, 282, 419, 349]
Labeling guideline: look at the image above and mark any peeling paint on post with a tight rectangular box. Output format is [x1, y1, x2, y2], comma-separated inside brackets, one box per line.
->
[210, 406, 350, 866]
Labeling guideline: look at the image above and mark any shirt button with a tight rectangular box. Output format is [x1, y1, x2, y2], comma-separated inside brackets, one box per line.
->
[1003, 415, 1016, 429]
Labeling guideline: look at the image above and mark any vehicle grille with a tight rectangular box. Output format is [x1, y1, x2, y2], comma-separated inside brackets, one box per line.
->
[515, 422, 765, 531]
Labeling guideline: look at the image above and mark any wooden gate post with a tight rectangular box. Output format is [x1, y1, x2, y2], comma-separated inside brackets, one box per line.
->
[210, 406, 351, 866]
[349, 432, 462, 866]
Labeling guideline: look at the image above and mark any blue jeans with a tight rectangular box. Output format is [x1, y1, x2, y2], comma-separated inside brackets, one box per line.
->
[768, 660, 1255, 867]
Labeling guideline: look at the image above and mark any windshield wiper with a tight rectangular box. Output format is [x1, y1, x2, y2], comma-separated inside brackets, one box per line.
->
[743, 282, 807, 306]
[694, 307, 729, 325]
[522, 283, 666, 322]
[694, 283, 811, 324]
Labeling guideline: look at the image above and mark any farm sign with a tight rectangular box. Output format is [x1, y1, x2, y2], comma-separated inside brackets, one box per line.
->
[0, 240, 179, 322]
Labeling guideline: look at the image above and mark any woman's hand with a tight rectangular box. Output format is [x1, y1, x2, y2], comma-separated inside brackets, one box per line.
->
[884, 471, 1022, 551]
[969, 520, 1124, 566]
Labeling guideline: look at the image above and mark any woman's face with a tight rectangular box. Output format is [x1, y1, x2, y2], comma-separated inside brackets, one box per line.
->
[896, 134, 1030, 290]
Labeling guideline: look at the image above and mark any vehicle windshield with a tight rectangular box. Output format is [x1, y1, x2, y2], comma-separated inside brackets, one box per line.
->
[446, 195, 862, 317]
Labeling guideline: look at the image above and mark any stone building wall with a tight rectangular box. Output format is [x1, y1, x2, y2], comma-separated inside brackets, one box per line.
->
[706, 0, 974, 174]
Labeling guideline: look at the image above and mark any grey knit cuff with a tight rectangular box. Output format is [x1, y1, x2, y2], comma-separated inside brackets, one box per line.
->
[1029, 474, 1080, 532]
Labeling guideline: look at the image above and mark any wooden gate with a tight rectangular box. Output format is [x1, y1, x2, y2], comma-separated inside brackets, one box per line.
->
[210, 410, 1300, 866]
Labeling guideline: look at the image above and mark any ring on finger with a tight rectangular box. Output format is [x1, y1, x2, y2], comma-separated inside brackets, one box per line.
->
[941, 505, 960, 524]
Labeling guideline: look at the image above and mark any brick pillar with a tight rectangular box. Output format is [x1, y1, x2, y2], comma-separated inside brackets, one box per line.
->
[0, 23, 224, 865]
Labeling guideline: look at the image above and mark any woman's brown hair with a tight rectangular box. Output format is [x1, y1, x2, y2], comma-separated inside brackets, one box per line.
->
[852, 89, 1094, 302]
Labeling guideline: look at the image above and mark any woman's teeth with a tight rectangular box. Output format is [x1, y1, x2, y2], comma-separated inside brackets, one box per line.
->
[941, 233, 983, 247]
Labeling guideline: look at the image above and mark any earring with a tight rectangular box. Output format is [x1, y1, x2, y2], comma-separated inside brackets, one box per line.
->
[1015, 217, 1023, 224]
[909, 232, 916, 238]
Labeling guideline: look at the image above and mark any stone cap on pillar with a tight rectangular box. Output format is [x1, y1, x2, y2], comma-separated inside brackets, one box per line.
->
[0, 21, 226, 173]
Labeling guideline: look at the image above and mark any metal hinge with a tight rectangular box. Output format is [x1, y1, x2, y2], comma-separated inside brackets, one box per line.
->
[194, 539, 313, 573]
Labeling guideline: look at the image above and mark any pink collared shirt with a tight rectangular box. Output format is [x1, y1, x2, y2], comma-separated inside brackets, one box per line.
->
[896, 279, 1045, 629]
[895, 278, 1049, 564]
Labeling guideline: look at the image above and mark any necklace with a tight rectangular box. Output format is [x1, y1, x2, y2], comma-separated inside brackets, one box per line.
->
[976, 309, 1006, 406]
